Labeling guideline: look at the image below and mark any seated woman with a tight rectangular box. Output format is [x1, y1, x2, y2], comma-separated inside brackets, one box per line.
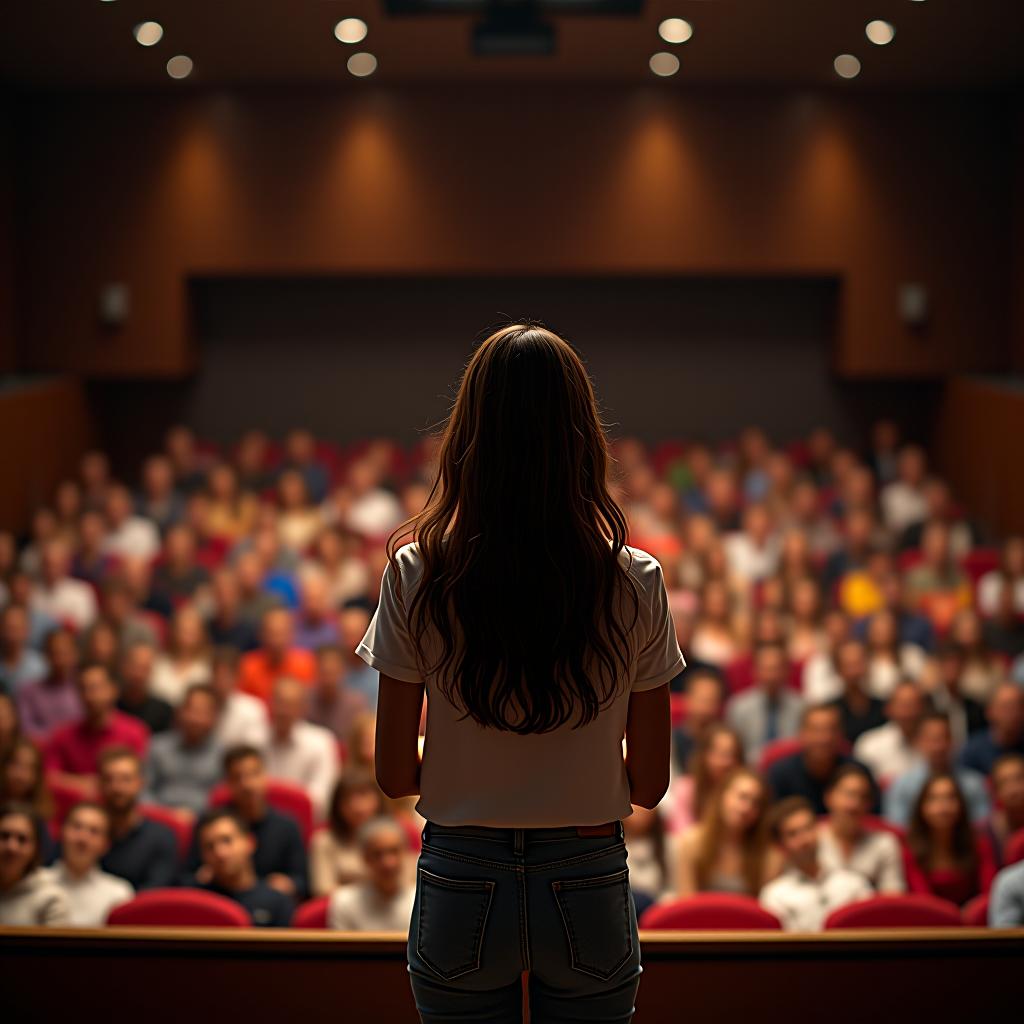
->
[660, 722, 745, 835]
[0, 738, 57, 866]
[623, 803, 679, 908]
[906, 773, 997, 906]
[309, 771, 388, 897]
[673, 765, 780, 898]
[0, 802, 70, 926]
[817, 763, 906, 892]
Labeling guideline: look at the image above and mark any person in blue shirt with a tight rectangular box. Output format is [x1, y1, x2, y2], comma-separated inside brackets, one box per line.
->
[884, 711, 990, 828]
[959, 682, 1024, 777]
[194, 808, 293, 927]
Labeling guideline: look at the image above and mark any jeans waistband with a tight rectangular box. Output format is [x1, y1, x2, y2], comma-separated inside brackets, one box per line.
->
[423, 819, 624, 843]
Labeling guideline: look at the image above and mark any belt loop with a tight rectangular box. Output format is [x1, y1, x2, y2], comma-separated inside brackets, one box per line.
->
[617, 819, 624, 841]
[514, 828, 524, 855]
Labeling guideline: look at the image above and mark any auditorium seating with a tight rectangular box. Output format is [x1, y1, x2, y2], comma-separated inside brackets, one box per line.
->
[139, 803, 193, 862]
[291, 896, 330, 929]
[962, 894, 990, 927]
[1004, 828, 1024, 866]
[106, 888, 251, 927]
[639, 893, 783, 930]
[208, 779, 314, 846]
[823, 894, 964, 929]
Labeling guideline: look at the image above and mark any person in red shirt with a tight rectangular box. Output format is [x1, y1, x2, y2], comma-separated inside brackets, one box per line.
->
[238, 607, 315, 704]
[905, 772, 997, 906]
[44, 662, 149, 798]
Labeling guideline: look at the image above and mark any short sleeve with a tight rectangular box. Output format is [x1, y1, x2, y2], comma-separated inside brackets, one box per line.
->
[632, 561, 686, 692]
[354, 559, 423, 684]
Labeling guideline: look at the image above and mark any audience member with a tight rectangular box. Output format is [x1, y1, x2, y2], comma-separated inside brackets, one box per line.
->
[670, 669, 725, 775]
[982, 753, 1024, 865]
[662, 722, 744, 834]
[623, 804, 679, 908]
[884, 712, 990, 828]
[817, 764, 905, 893]
[0, 802, 70, 925]
[905, 773, 997, 906]
[116, 642, 174, 736]
[326, 816, 415, 932]
[238, 607, 316, 703]
[17, 627, 83, 741]
[852, 680, 926, 785]
[97, 747, 179, 890]
[209, 646, 269, 750]
[989, 859, 1024, 927]
[0, 604, 47, 693]
[725, 642, 803, 767]
[307, 644, 369, 742]
[759, 796, 872, 932]
[150, 605, 213, 706]
[766, 705, 879, 816]
[45, 802, 134, 926]
[827, 639, 887, 744]
[310, 772, 387, 896]
[194, 808, 294, 926]
[30, 539, 98, 633]
[958, 681, 1024, 777]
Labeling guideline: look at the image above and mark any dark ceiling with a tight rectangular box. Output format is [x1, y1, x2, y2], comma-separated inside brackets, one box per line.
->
[1, 1, 1023, 90]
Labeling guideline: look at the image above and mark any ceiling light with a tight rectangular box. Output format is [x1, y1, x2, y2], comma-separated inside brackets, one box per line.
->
[166, 55, 193, 80]
[334, 18, 368, 44]
[833, 54, 861, 79]
[649, 52, 680, 77]
[133, 22, 163, 47]
[865, 20, 895, 45]
[658, 19, 693, 44]
[347, 52, 377, 77]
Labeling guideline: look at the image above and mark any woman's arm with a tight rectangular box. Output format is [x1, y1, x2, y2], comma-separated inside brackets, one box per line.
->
[625, 682, 671, 809]
[374, 674, 426, 799]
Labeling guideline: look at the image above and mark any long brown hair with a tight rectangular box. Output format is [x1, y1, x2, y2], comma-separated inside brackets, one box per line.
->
[0, 738, 54, 821]
[384, 322, 642, 734]
[688, 723, 745, 822]
[693, 765, 770, 895]
[907, 772, 978, 877]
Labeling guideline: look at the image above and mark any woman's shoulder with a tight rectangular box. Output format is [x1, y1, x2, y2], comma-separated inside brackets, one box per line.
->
[618, 544, 666, 592]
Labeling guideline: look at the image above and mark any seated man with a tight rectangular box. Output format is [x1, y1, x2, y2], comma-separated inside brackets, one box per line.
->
[264, 676, 339, 822]
[183, 744, 308, 899]
[97, 746, 180, 890]
[44, 662, 150, 798]
[767, 704, 880, 815]
[989, 859, 1024, 927]
[116, 641, 174, 736]
[985, 753, 1024, 865]
[852, 679, 926, 786]
[194, 808, 294, 927]
[238, 607, 316, 704]
[145, 683, 223, 818]
[827, 639, 887, 745]
[307, 643, 369, 742]
[959, 682, 1024, 777]
[16, 626, 83, 742]
[209, 645, 269, 750]
[671, 669, 725, 775]
[327, 816, 416, 932]
[759, 796, 873, 931]
[46, 802, 134, 926]
[884, 711, 990, 828]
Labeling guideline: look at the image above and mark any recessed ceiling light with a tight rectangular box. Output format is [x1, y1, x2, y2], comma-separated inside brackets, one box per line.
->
[658, 19, 693, 45]
[649, 52, 680, 77]
[347, 52, 377, 77]
[833, 54, 861, 79]
[166, 55, 193, 80]
[133, 22, 163, 47]
[334, 18, 368, 45]
[865, 20, 895, 45]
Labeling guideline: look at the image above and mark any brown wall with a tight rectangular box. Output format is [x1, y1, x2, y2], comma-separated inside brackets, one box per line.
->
[0, 89, 16, 373]
[0, 377, 96, 532]
[1013, 96, 1024, 372]
[13, 86, 1014, 380]
[934, 375, 1024, 538]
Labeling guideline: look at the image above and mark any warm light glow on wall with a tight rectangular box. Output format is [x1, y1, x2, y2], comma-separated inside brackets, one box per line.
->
[865, 20, 895, 45]
[334, 18, 368, 44]
[658, 19, 693, 44]
[347, 52, 378, 77]
[133, 21, 164, 47]
[833, 54, 861, 79]
[167, 55, 194, 79]
[649, 52, 680, 77]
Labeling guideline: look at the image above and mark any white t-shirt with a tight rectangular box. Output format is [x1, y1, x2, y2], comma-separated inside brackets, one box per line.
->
[355, 542, 685, 828]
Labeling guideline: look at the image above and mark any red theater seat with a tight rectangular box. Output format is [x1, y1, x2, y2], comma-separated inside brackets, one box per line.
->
[824, 894, 963, 929]
[757, 737, 804, 774]
[106, 888, 251, 927]
[639, 893, 783, 930]
[209, 779, 314, 845]
[1004, 828, 1024, 866]
[962, 893, 990, 927]
[139, 803, 192, 862]
[292, 896, 330, 929]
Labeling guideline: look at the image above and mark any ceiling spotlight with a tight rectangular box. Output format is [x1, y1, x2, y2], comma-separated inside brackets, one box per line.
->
[865, 20, 895, 45]
[347, 52, 377, 77]
[334, 18, 368, 44]
[133, 21, 164, 47]
[658, 18, 693, 44]
[649, 52, 680, 77]
[833, 54, 861, 79]
[166, 55, 194, 79]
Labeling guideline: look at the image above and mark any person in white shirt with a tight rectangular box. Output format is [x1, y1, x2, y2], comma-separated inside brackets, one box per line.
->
[30, 539, 98, 632]
[853, 680, 926, 786]
[759, 796, 873, 931]
[816, 764, 906, 893]
[336, 460, 405, 540]
[0, 803, 71, 926]
[801, 609, 850, 705]
[264, 676, 339, 822]
[46, 802, 134, 926]
[210, 646, 269, 750]
[879, 445, 929, 535]
[327, 816, 416, 932]
[723, 503, 782, 591]
[100, 483, 161, 562]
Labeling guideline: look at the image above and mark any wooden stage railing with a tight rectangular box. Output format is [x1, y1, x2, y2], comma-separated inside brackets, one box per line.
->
[3, 926, 1023, 1023]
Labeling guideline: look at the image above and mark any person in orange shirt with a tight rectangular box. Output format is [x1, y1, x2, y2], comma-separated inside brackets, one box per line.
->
[238, 607, 316, 703]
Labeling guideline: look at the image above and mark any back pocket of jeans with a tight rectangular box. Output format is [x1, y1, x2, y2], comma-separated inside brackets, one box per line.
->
[416, 866, 496, 981]
[551, 866, 633, 980]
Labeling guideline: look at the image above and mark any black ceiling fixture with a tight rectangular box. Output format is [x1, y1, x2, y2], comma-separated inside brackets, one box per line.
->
[382, 0, 646, 57]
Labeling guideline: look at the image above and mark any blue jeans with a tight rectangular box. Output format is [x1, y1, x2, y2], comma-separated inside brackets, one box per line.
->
[407, 818, 643, 1023]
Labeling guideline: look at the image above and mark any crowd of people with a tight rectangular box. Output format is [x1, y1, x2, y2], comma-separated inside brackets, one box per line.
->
[1, 421, 1023, 931]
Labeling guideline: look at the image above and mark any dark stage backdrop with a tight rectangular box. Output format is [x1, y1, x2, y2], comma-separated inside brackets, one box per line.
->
[89, 275, 941, 470]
